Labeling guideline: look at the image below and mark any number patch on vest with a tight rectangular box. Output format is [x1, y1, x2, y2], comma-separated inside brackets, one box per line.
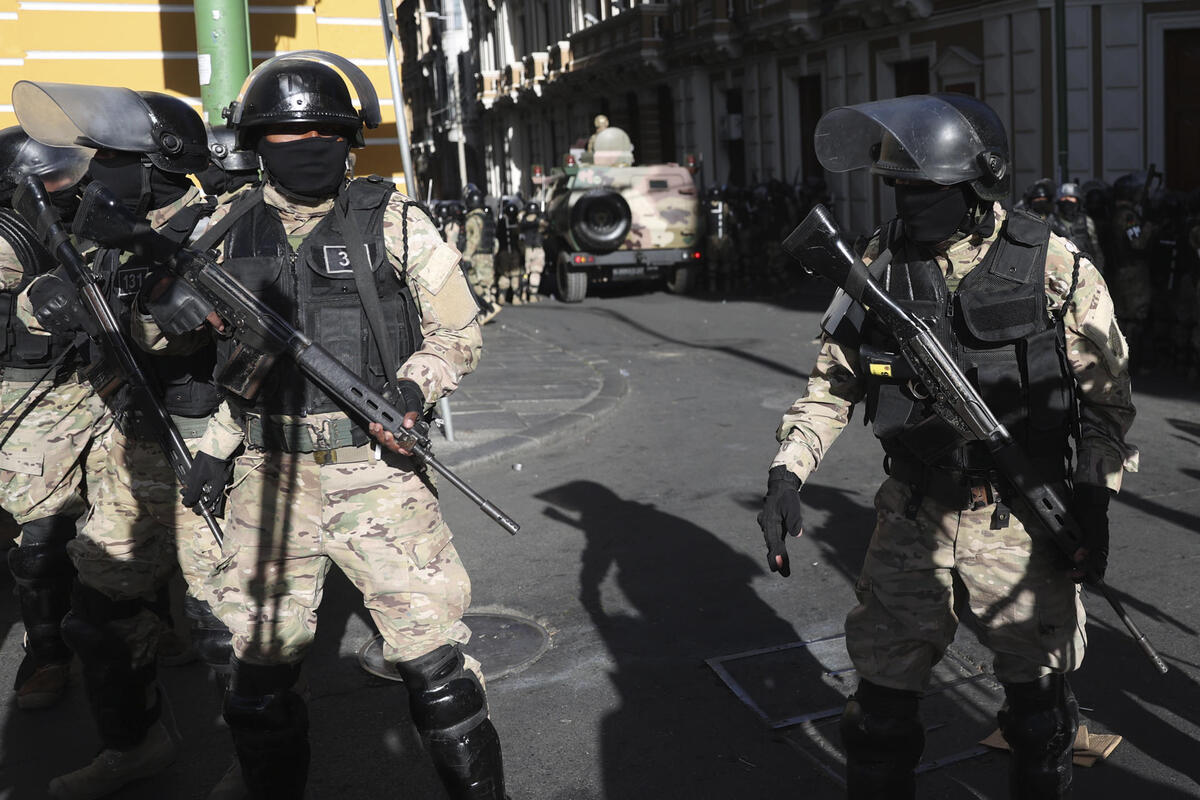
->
[115, 266, 146, 300]
[321, 244, 372, 275]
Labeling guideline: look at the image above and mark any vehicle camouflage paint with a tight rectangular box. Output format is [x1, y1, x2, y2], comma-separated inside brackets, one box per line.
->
[543, 126, 701, 302]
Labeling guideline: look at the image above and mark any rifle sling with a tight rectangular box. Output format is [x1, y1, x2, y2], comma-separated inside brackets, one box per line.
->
[336, 198, 404, 398]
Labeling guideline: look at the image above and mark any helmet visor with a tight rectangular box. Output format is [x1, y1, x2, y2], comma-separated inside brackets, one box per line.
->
[230, 50, 381, 130]
[12, 81, 157, 153]
[4, 137, 93, 190]
[814, 96, 986, 186]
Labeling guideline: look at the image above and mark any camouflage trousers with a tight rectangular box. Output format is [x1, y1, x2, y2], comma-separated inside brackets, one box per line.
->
[845, 478, 1085, 693]
[523, 246, 545, 300]
[69, 424, 220, 668]
[705, 237, 736, 292]
[209, 448, 473, 668]
[467, 254, 497, 304]
[494, 252, 524, 304]
[0, 375, 111, 525]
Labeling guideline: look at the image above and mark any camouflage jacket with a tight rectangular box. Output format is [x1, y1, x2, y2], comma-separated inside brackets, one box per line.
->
[191, 181, 482, 459]
[462, 208, 497, 259]
[772, 204, 1138, 493]
[0, 233, 25, 292]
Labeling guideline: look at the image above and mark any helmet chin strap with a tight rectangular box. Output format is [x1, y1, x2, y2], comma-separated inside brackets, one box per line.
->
[134, 158, 153, 218]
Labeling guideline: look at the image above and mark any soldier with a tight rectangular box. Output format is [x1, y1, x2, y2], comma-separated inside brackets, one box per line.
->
[443, 198, 467, 252]
[517, 198, 548, 302]
[586, 113, 609, 154]
[494, 195, 524, 305]
[758, 94, 1136, 800]
[462, 182, 500, 322]
[704, 186, 737, 293]
[153, 52, 505, 799]
[13, 83, 234, 798]
[198, 125, 259, 200]
[1021, 178, 1056, 220]
[0, 127, 106, 711]
[1109, 172, 1155, 371]
[1052, 182, 1105, 271]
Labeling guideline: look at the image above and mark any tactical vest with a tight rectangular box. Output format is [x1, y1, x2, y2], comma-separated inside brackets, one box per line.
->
[1055, 213, 1095, 260]
[518, 211, 544, 247]
[94, 199, 220, 419]
[862, 211, 1075, 486]
[468, 208, 497, 254]
[0, 208, 77, 371]
[218, 178, 423, 420]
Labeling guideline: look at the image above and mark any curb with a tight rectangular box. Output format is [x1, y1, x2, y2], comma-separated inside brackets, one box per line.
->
[441, 353, 629, 472]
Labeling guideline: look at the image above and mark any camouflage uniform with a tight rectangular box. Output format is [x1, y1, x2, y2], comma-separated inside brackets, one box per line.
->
[517, 207, 547, 302]
[771, 204, 1138, 692]
[462, 207, 497, 307]
[192, 181, 483, 669]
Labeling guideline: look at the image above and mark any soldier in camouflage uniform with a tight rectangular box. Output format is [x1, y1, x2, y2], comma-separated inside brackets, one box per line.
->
[12, 83, 234, 799]
[1052, 182, 1104, 272]
[152, 52, 505, 800]
[517, 199, 547, 302]
[1108, 173, 1155, 371]
[704, 186, 737, 293]
[0, 127, 108, 711]
[758, 95, 1136, 800]
[462, 183, 499, 322]
[494, 195, 524, 304]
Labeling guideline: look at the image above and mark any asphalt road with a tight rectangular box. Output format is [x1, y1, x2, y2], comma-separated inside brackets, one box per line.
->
[2, 287, 1198, 799]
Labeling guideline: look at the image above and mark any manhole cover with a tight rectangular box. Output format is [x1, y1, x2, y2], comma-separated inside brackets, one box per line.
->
[358, 612, 550, 682]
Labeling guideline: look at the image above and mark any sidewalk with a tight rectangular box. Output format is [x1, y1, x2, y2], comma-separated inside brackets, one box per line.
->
[433, 310, 628, 471]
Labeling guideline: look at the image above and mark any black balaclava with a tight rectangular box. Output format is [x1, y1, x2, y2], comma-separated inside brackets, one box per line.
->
[256, 136, 350, 202]
[1058, 198, 1081, 221]
[894, 183, 975, 246]
[86, 151, 192, 215]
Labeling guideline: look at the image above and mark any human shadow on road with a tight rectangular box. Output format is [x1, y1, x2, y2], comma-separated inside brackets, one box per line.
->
[536, 480, 841, 798]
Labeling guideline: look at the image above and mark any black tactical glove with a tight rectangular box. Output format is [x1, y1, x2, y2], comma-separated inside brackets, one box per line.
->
[138, 267, 215, 335]
[27, 270, 91, 337]
[757, 465, 804, 578]
[181, 452, 233, 517]
[394, 379, 426, 416]
[1070, 484, 1112, 583]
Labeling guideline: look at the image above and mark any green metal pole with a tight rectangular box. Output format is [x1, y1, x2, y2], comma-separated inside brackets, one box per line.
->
[1055, 0, 1068, 185]
[193, 0, 253, 125]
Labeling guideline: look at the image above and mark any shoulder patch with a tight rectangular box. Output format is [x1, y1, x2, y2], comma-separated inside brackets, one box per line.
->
[412, 241, 462, 295]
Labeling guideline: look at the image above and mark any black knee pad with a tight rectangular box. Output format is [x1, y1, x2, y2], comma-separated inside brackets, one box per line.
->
[8, 515, 77, 662]
[999, 675, 1078, 799]
[184, 595, 233, 675]
[395, 645, 488, 737]
[60, 584, 160, 748]
[224, 658, 309, 799]
[840, 680, 924, 800]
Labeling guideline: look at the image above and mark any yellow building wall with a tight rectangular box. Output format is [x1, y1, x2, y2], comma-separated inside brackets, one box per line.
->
[1, 0, 411, 187]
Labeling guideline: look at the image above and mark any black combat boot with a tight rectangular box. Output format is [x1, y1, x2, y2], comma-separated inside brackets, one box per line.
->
[840, 679, 925, 800]
[998, 674, 1079, 799]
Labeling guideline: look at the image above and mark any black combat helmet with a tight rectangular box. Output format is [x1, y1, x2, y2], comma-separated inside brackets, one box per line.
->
[463, 183, 485, 210]
[523, 199, 541, 214]
[0, 125, 92, 198]
[1113, 172, 1147, 205]
[225, 50, 381, 148]
[816, 93, 1011, 202]
[11, 82, 206, 172]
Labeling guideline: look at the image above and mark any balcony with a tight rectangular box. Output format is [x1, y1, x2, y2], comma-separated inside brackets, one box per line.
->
[547, 40, 572, 82]
[476, 69, 500, 108]
[523, 51, 549, 93]
[568, 4, 668, 80]
[499, 60, 525, 102]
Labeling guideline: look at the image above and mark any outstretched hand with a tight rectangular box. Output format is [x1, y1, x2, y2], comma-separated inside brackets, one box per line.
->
[757, 465, 805, 577]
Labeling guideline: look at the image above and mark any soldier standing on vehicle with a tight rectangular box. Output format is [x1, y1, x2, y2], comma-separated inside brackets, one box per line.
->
[1109, 172, 1155, 371]
[517, 198, 547, 302]
[758, 94, 1136, 800]
[1052, 182, 1104, 271]
[12, 83, 235, 799]
[586, 114, 609, 154]
[0, 128, 106, 712]
[462, 182, 499, 323]
[153, 52, 505, 800]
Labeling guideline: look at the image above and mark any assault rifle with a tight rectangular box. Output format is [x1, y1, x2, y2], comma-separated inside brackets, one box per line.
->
[73, 183, 520, 536]
[11, 176, 225, 546]
[782, 203, 1168, 675]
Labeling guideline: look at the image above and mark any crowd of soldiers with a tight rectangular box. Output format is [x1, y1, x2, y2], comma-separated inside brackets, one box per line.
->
[429, 185, 548, 322]
[1016, 174, 1200, 374]
[702, 175, 834, 295]
[2, 51, 507, 800]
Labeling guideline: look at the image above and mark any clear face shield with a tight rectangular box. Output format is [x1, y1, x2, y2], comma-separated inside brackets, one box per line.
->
[814, 96, 988, 186]
[12, 82, 160, 154]
[4, 137, 94, 193]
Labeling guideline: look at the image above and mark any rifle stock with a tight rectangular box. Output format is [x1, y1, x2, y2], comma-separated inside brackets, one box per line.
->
[782, 203, 1167, 675]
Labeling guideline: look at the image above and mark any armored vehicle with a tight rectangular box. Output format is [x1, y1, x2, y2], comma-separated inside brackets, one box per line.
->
[543, 126, 701, 302]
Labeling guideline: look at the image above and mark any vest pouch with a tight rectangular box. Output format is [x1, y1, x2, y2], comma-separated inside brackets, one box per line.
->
[221, 256, 285, 296]
[967, 347, 1024, 429]
[1024, 327, 1072, 432]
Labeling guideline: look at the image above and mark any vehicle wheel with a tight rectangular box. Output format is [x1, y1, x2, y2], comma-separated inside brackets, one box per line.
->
[665, 263, 696, 294]
[557, 258, 588, 303]
[570, 189, 632, 253]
